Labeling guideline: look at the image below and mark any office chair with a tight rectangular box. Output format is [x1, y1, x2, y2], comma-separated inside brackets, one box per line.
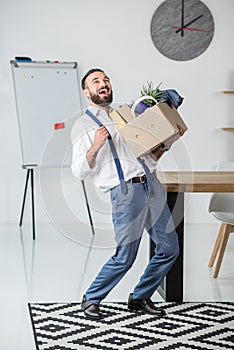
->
[208, 161, 234, 278]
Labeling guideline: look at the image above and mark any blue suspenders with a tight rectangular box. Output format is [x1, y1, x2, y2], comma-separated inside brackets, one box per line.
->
[86, 109, 127, 194]
[85, 109, 153, 196]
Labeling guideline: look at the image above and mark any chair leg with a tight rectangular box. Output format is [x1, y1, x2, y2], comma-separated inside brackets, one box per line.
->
[208, 222, 226, 268]
[213, 224, 232, 278]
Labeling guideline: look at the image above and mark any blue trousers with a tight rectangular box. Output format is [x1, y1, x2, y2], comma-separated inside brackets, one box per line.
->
[85, 176, 179, 304]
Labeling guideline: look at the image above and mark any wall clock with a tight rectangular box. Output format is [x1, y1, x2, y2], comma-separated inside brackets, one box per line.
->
[150, 0, 215, 61]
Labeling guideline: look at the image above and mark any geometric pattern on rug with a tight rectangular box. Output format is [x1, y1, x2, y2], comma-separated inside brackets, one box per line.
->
[28, 302, 234, 350]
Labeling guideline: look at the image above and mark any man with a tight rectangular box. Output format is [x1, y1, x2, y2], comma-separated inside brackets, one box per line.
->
[71, 68, 185, 320]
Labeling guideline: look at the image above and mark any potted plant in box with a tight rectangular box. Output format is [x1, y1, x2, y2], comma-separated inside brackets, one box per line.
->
[141, 81, 164, 105]
[132, 81, 164, 116]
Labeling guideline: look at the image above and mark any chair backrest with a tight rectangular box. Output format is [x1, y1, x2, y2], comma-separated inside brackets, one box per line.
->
[209, 161, 234, 213]
[209, 193, 234, 213]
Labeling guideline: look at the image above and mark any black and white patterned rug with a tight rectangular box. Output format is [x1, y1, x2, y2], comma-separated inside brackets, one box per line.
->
[28, 302, 234, 350]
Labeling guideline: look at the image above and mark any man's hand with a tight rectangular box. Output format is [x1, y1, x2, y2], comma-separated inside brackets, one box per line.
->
[151, 124, 186, 161]
[151, 144, 165, 161]
[86, 126, 109, 168]
[177, 124, 186, 136]
[93, 126, 109, 148]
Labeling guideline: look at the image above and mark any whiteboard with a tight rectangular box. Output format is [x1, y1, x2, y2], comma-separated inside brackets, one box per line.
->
[10, 60, 82, 168]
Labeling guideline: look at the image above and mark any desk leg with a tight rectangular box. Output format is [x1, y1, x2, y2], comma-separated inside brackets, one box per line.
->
[151, 192, 184, 302]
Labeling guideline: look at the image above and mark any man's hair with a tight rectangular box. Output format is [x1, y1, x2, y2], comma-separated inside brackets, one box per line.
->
[81, 68, 104, 90]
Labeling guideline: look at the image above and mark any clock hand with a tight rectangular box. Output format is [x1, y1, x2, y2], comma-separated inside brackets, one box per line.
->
[172, 26, 209, 33]
[175, 14, 203, 33]
[181, 0, 184, 37]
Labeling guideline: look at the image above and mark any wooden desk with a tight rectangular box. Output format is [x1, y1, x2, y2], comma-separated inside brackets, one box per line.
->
[154, 171, 234, 302]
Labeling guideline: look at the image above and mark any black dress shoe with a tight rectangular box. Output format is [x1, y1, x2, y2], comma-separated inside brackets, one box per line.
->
[81, 295, 104, 320]
[128, 293, 166, 316]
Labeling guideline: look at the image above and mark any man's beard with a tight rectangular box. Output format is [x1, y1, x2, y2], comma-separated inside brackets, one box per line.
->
[90, 90, 113, 106]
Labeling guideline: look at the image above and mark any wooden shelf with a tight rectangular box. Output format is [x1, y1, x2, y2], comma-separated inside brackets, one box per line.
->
[221, 93, 234, 130]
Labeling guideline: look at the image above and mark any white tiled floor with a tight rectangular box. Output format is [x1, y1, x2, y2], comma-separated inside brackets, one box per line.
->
[0, 222, 233, 349]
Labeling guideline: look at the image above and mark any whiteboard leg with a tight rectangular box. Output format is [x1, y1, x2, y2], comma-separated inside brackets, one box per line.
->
[30, 169, 36, 240]
[19, 169, 36, 240]
[81, 180, 95, 235]
[19, 169, 30, 227]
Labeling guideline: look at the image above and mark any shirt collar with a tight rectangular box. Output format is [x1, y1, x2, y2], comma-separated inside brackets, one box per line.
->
[87, 105, 113, 117]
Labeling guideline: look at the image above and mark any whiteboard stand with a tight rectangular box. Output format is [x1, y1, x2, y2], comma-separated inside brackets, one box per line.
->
[19, 167, 36, 240]
[18, 171, 95, 240]
[11, 59, 95, 238]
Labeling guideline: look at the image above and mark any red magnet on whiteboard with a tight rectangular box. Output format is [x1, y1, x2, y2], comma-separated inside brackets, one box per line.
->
[54, 122, 65, 130]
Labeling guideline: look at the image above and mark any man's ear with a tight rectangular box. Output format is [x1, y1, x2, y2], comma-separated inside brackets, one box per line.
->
[83, 88, 90, 99]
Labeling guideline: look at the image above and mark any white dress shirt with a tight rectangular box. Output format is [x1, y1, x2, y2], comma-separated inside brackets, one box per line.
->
[71, 106, 158, 192]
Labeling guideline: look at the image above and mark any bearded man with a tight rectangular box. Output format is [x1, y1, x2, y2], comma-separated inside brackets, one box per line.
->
[71, 68, 184, 320]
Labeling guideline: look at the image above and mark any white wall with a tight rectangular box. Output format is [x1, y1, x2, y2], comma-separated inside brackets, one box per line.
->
[1, 0, 234, 226]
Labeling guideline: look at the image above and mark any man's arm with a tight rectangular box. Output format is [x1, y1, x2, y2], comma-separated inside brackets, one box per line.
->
[150, 144, 167, 161]
[86, 126, 109, 168]
[150, 124, 186, 161]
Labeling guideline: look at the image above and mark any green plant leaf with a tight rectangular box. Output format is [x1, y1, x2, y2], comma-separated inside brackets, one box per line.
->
[140, 81, 163, 106]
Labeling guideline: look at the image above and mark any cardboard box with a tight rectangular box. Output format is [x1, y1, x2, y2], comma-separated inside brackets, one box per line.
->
[111, 103, 187, 158]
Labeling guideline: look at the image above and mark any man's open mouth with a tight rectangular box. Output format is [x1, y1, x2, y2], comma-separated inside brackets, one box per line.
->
[98, 87, 109, 96]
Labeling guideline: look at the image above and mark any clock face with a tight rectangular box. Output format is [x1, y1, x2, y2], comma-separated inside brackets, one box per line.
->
[150, 0, 215, 61]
